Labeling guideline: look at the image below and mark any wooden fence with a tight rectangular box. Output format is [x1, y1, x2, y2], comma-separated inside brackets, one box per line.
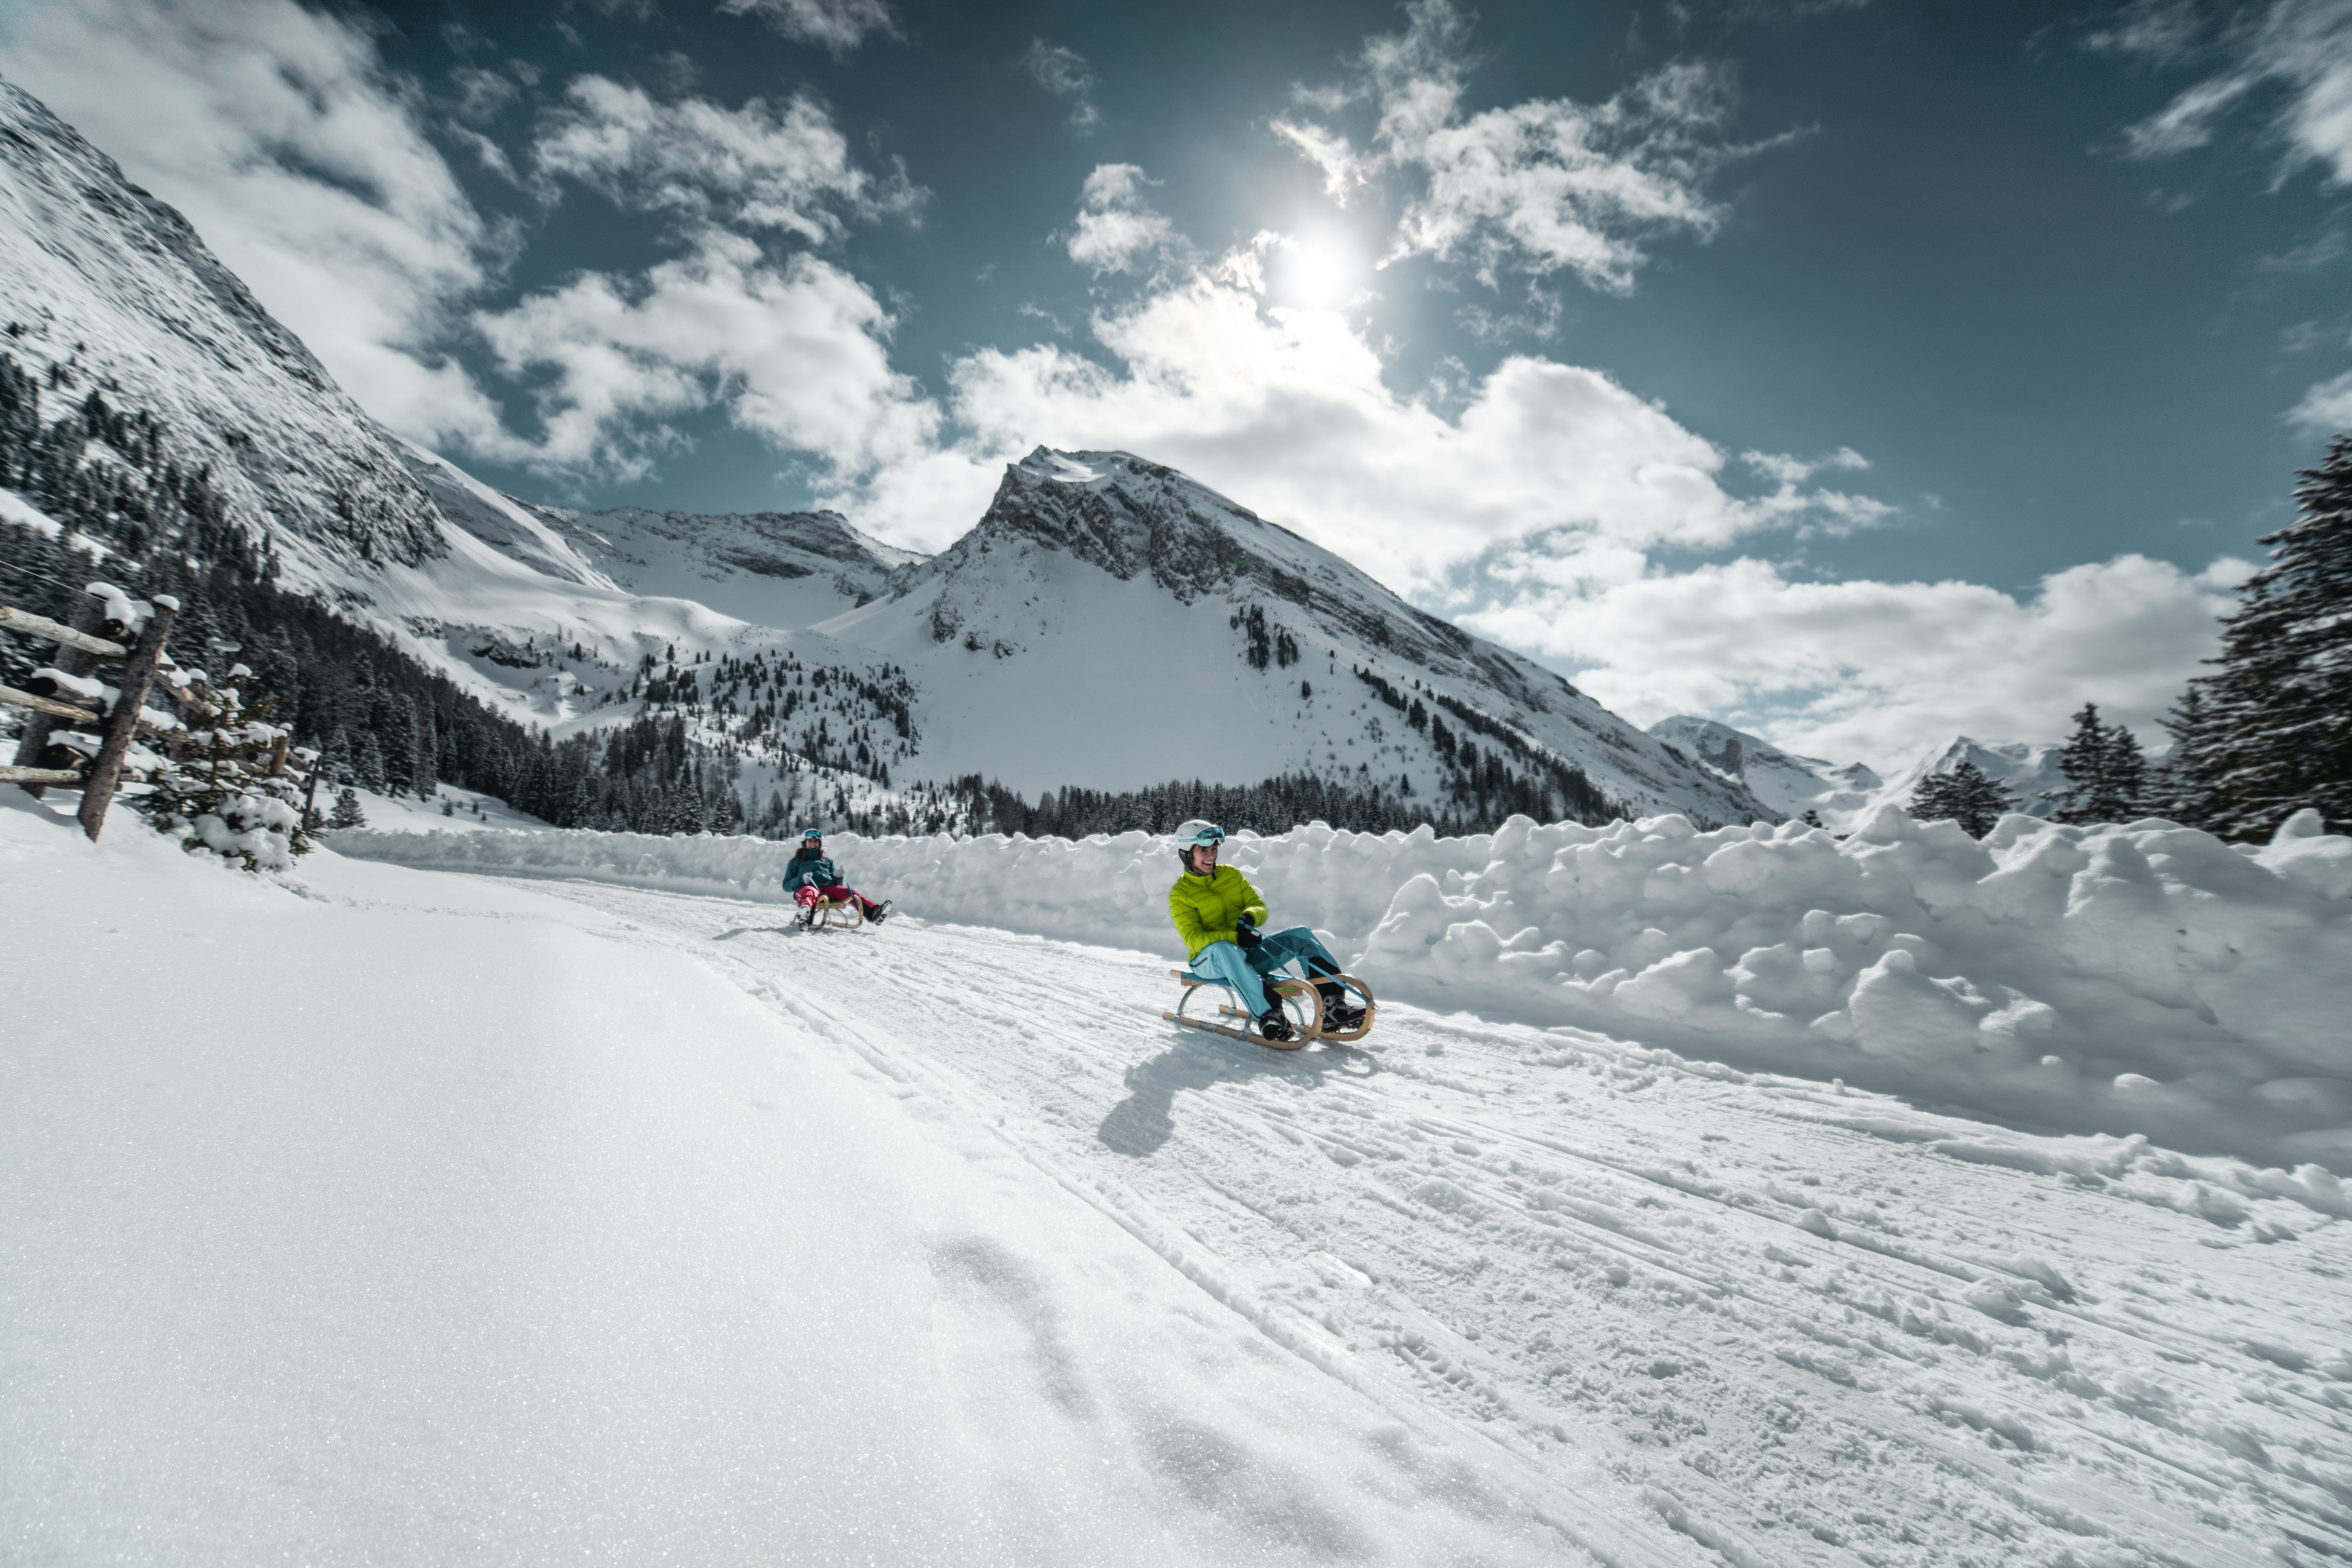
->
[3, 585, 319, 842]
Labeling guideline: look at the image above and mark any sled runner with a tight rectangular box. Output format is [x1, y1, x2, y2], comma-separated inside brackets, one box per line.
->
[798, 895, 865, 931]
[1162, 969, 1376, 1049]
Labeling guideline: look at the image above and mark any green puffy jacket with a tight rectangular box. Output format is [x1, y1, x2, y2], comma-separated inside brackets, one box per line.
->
[1169, 863, 1269, 960]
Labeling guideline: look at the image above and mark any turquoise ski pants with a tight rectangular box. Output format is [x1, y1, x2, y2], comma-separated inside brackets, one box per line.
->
[1187, 926, 1339, 1016]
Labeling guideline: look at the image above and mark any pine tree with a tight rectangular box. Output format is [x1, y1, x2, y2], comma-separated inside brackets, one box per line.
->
[411, 693, 437, 799]
[2103, 726, 2148, 822]
[2155, 685, 2226, 826]
[138, 663, 316, 869]
[2170, 435, 2352, 835]
[319, 725, 354, 786]
[1910, 757, 2017, 838]
[328, 787, 367, 829]
[2045, 704, 2111, 824]
[2043, 704, 2151, 824]
[354, 731, 387, 794]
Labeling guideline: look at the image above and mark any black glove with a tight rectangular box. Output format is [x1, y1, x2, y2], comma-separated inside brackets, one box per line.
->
[1234, 916, 1263, 950]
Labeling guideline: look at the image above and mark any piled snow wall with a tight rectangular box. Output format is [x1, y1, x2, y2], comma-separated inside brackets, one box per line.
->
[333, 807, 2352, 1170]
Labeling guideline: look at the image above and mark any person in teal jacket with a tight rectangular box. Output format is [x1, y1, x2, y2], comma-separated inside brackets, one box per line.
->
[784, 828, 891, 925]
[1169, 822, 1362, 1040]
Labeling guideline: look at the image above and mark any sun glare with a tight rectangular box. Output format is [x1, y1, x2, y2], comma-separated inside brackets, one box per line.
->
[1274, 234, 1363, 310]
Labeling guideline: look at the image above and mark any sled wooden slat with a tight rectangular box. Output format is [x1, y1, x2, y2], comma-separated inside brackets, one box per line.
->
[0, 605, 128, 660]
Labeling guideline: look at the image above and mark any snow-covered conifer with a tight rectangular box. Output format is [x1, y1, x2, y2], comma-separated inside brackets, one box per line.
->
[138, 664, 314, 870]
[355, 731, 387, 793]
[328, 787, 367, 829]
[2045, 704, 2146, 824]
[1911, 757, 2016, 838]
[2168, 435, 2352, 835]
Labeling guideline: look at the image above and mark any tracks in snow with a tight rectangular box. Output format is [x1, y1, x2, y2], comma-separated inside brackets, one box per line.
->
[509, 878, 2352, 1568]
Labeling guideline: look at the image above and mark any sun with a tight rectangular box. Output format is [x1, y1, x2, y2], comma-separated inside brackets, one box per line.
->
[1273, 233, 1364, 310]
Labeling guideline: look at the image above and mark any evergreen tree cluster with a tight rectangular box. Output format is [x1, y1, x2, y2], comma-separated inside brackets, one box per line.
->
[1350, 667, 1627, 827]
[912, 769, 1529, 841]
[630, 644, 918, 786]
[0, 352, 543, 808]
[1906, 758, 2016, 838]
[2156, 436, 2352, 837]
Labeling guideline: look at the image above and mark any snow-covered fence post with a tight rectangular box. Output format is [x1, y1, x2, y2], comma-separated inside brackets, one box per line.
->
[300, 748, 326, 827]
[5, 592, 119, 799]
[76, 597, 178, 843]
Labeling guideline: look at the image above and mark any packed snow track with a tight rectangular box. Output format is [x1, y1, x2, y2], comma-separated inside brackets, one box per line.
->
[498, 875, 2352, 1568]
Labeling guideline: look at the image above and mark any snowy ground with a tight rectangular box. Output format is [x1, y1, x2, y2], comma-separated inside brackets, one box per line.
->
[318, 780, 555, 835]
[7, 798, 2352, 1565]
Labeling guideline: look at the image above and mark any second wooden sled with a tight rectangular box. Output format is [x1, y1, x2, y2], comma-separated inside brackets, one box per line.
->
[1162, 969, 1377, 1049]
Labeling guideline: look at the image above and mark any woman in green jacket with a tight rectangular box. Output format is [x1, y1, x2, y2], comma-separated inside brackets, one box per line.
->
[1169, 823, 1362, 1041]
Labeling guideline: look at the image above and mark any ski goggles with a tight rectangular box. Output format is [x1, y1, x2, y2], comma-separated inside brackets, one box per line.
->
[1181, 824, 1227, 848]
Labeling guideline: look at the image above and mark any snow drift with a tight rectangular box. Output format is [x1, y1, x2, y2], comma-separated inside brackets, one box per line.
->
[334, 806, 2352, 1171]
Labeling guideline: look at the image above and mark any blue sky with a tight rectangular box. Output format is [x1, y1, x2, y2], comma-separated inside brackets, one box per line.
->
[4, 0, 2348, 769]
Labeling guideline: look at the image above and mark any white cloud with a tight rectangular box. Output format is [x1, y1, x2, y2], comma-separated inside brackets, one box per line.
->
[2117, 0, 2352, 182]
[0, 0, 514, 454]
[2290, 365, 2352, 429]
[532, 76, 918, 241]
[1020, 39, 1099, 134]
[475, 232, 937, 487]
[714, 0, 897, 53]
[831, 230, 1882, 570]
[1064, 163, 1178, 274]
[1274, 0, 1757, 292]
[1462, 552, 2250, 772]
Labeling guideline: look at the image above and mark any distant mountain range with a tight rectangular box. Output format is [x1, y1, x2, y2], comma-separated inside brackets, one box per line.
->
[0, 75, 1770, 829]
[1648, 715, 2070, 831]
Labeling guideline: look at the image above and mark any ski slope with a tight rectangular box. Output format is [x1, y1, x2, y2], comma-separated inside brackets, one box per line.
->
[9, 795, 2350, 1565]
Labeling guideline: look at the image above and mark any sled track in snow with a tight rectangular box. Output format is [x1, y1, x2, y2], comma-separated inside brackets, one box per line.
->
[506, 877, 2352, 1568]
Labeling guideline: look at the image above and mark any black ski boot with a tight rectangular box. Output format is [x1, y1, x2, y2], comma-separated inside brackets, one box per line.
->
[867, 900, 893, 926]
[1256, 1007, 1295, 1043]
[1317, 983, 1366, 1031]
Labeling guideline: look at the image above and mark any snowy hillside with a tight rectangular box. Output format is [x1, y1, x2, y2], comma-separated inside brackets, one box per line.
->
[0, 82, 445, 577]
[817, 448, 1772, 824]
[1649, 716, 1881, 824]
[400, 436, 923, 630]
[524, 499, 921, 629]
[13, 790, 2352, 1565]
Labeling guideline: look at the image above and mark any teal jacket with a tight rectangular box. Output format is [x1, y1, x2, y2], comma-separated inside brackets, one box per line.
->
[1169, 863, 1269, 960]
[786, 849, 841, 888]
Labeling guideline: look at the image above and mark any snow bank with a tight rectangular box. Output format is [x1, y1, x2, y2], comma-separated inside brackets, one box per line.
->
[334, 807, 2352, 1169]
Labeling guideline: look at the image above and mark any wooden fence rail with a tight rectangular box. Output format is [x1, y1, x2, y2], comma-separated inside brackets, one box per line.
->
[0, 604, 129, 660]
[4, 587, 179, 841]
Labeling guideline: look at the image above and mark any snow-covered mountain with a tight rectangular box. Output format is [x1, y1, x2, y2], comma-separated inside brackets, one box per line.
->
[815, 448, 1771, 821]
[1648, 716, 1880, 825]
[0, 81, 446, 577]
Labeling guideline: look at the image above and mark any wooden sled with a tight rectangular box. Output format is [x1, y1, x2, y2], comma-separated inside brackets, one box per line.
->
[800, 896, 864, 931]
[1162, 969, 1377, 1049]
